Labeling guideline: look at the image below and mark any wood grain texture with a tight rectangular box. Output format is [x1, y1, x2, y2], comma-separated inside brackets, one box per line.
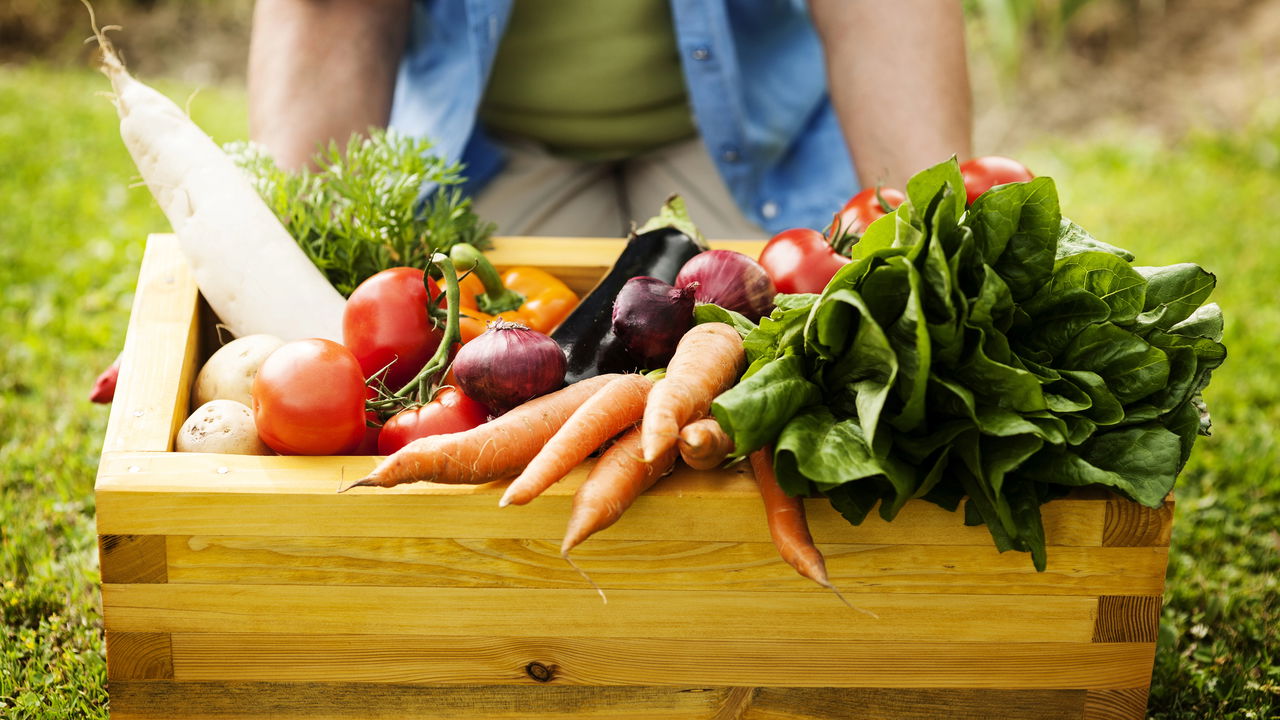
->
[99, 535, 167, 584]
[107, 682, 1092, 720]
[742, 687, 1088, 720]
[100, 583, 1099, 642]
[107, 681, 730, 720]
[95, 453, 1108, 547]
[1093, 596, 1161, 643]
[486, 237, 765, 295]
[1103, 494, 1174, 547]
[164, 535, 1167, 596]
[167, 633, 1157, 689]
[1083, 688, 1150, 719]
[105, 632, 172, 680]
[99, 234, 200, 454]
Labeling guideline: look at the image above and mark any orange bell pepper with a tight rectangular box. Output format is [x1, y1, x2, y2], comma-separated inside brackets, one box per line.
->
[450, 244, 579, 343]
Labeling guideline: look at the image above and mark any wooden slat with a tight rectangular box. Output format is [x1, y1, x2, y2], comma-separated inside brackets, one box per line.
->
[95, 453, 1108, 547]
[99, 534, 167, 584]
[1103, 494, 1174, 547]
[105, 632, 172, 680]
[1083, 688, 1150, 719]
[100, 234, 200, 454]
[100, 583, 1098, 642]
[1093, 596, 1161, 643]
[107, 681, 730, 720]
[168, 633, 1156, 689]
[164, 535, 1167, 596]
[107, 682, 1091, 720]
[743, 687, 1088, 720]
[485, 237, 766, 295]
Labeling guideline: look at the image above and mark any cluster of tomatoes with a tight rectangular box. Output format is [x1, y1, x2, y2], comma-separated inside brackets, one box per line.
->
[251, 266, 487, 457]
[757, 156, 1034, 294]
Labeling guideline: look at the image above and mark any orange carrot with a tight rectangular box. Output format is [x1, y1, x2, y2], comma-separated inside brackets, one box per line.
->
[341, 374, 618, 491]
[677, 416, 735, 470]
[640, 323, 745, 463]
[562, 425, 679, 558]
[749, 447, 831, 588]
[500, 373, 653, 507]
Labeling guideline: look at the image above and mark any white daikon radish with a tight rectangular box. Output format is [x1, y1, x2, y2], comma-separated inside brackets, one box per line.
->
[87, 8, 345, 341]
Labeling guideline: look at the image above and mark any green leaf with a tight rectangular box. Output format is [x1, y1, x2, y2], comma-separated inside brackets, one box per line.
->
[1050, 252, 1148, 325]
[1134, 264, 1216, 331]
[693, 303, 757, 338]
[634, 194, 708, 249]
[1055, 218, 1135, 261]
[711, 355, 820, 456]
[1059, 323, 1170, 405]
[774, 407, 884, 493]
[1168, 302, 1224, 342]
[814, 289, 899, 443]
[901, 157, 967, 231]
[968, 177, 1062, 301]
[1022, 423, 1182, 507]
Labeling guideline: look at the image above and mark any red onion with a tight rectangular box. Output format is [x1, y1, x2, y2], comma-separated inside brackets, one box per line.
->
[675, 250, 776, 321]
[453, 320, 566, 413]
[611, 276, 698, 368]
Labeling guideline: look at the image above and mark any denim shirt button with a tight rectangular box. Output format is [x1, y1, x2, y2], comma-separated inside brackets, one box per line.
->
[691, 46, 712, 61]
[761, 201, 779, 219]
[721, 145, 741, 163]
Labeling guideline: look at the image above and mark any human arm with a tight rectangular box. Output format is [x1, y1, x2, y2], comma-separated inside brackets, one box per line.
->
[248, 0, 412, 170]
[808, 0, 973, 189]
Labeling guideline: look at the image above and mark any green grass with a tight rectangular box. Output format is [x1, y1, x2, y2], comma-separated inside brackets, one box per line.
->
[1, 64, 1276, 718]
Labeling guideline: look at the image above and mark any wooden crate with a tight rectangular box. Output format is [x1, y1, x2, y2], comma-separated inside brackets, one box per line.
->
[97, 235, 1173, 720]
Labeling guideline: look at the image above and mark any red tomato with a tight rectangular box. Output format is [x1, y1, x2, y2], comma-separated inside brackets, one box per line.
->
[252, 339, 367, 455]
[343, 268, 444, 389]
[960, 156, 1035, 205]
[836, 186, 905, 236]
[758, 228, 851, 294]
[377, 388, 490, 454]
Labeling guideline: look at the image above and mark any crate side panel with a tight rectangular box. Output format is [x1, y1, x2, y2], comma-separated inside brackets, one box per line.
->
[164, 535, 1167, 596]
[1083, 688, 1151, 720]
[96, 453, 1109, 547]
[169, 633, 1157, 689]
[99, 535, 167, 584]
[100, 235, 200, 455]
[100, 583, 1098, 642]
[105, 632, 173, 680]
[107, 681, 730, 720]
[1093, 596, 1162, 643]
[742, 687, 1088, 720]
[1103, 495, 1174, 547]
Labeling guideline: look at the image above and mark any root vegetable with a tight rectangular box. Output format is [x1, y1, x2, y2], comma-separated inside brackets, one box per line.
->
[677, 416, 734, 470]
[500, 373, 653, 507]
[176, 400, 272, 455]
[192, 334, 284, 408]
[342, 374, 619, 491]
[85, 5, 345, 341]
[640, 323, 745, 463]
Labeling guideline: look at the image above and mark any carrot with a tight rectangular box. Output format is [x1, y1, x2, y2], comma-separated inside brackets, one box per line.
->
[341, 374, 618, 491]
[677, 416, 734, 470]
[500, 373, 653, 507]
[749, 448, 873, 616]
[560, 425, 679, 601]
[640, 323, 745, 463]
[84, 3, 346, 342]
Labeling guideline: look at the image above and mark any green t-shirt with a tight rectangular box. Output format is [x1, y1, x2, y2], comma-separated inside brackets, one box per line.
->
[479, 0, 697, 161]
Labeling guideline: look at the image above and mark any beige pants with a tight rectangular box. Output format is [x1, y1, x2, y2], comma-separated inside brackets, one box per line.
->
[471, 138, 767, 240]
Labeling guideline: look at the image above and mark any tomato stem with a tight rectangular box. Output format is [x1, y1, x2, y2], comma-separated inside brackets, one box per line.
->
[386, 254, 468, 404]
[449, 243, 526, 315]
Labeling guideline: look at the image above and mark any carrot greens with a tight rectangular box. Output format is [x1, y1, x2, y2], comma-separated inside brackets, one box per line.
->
[227, 129, 494, 296]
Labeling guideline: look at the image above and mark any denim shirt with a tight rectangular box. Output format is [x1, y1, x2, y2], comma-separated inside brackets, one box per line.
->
[389, 0, 859, 234]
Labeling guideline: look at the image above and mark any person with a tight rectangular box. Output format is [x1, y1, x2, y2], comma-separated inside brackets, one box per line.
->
[248, 0, 972, 239]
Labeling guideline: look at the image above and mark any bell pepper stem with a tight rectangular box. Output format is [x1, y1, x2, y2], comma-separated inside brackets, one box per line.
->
[450, 243, 525, 315]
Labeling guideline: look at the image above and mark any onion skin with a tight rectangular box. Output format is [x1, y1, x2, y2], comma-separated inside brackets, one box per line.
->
[611, 276, 698, 368]
[453, 321, 567, 413]
[675, 250, 776, 321]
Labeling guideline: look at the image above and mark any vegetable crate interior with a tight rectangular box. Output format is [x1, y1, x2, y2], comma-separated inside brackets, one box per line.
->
[97, 235, 1172, 720]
